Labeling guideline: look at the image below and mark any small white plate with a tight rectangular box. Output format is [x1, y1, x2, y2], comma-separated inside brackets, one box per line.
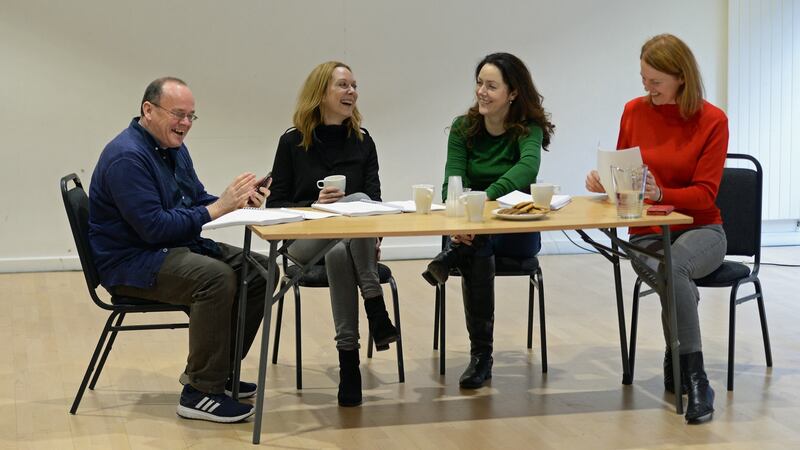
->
[491, 208, 549, 221]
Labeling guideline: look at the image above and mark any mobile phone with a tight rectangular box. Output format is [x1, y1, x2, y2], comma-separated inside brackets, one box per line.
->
[255, 171, 272, 190]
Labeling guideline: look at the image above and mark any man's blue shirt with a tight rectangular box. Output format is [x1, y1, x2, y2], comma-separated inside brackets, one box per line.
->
[89, 118, 218, 289]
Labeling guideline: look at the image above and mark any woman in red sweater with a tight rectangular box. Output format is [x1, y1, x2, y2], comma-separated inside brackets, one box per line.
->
[586, 34, 728, 423]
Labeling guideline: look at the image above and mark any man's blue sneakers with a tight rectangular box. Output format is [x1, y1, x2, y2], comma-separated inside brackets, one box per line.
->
[177, 384, 254, 423]
[225, 379, 258, 399]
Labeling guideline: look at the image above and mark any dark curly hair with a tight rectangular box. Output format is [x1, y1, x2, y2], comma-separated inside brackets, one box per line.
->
[459, 52, 554, 150]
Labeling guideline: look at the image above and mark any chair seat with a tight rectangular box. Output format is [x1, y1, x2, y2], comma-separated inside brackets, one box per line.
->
[496, 255, 540, 275]
[110, 295, 187, 313]
[448, 256, 540, 277]
[695, 261, 751, 287]
[285, 262, 393, 287]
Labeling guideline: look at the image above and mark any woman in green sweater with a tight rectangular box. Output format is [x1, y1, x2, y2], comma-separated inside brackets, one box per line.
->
[422, 52, 555, 389]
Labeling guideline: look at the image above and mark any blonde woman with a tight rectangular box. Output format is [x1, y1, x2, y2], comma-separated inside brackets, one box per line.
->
[266, 61, 398, 407]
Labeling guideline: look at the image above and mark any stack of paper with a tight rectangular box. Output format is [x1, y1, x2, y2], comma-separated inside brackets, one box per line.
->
[312, 200, 403, 217]
[202, 208, 303, 230]
[496, 191, 572, 210]
[384, 200, 446, 213]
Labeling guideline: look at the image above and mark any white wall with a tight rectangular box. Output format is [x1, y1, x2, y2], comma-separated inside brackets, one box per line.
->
[0, 0, 728, 271]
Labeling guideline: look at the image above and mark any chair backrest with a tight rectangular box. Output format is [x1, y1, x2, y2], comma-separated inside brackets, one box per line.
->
[61, 174, 106, 304]
[717, 154, 762, 258]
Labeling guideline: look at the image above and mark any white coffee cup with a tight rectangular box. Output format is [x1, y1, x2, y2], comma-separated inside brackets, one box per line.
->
[316, 175, 346, 192]
[412, 184, 435, 214]
[530, 183, 560, 210]
[461, 191, 487, 222]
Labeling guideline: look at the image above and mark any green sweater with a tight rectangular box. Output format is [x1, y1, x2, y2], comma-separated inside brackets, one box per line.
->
[442, 116, 543, 201]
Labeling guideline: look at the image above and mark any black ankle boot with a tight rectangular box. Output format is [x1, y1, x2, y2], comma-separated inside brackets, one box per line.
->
[459, 353, 493, 389]
[663, 349, 689, 393]
[421, 239, 482, 286]
[682, 352, 714, 423]
[364, 295, 399, 351]
[337, 349, 362, 407]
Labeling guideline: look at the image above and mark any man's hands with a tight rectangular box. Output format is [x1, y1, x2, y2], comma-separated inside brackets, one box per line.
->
[207, 172, 264, 220]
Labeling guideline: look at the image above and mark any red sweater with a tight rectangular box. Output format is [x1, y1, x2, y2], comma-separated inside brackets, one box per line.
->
[617, 97, 729, 235]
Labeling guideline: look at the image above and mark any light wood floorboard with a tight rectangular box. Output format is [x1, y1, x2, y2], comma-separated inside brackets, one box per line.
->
[1, 247, 799, 449]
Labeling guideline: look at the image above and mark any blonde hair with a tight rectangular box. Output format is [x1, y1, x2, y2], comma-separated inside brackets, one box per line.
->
[640, 34, 705, 119]
[292, 61, 363, 150]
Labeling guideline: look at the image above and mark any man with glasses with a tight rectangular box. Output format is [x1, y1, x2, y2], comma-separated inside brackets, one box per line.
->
[88, 77, 270, 423]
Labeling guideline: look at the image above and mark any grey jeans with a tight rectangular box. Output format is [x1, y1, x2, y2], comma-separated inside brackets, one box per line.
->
[112, 243, 269, 394]
[287, 193, 382, 351]
[629, 224, 726, 354]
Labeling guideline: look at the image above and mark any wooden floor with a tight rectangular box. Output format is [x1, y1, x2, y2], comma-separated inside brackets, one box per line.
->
[2, 247, 799, 449]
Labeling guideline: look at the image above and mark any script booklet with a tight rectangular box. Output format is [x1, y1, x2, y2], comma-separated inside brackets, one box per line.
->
[311, 200, 403, 217]
[202, 208, 304, 230]
[496, 191, 572, 210]
[597, 146, 642, 203]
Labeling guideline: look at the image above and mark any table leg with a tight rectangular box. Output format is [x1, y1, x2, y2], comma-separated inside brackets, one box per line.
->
[610, 228, 632, 385]
[252, 240, 278, 444]
[661, 226, 684, 414]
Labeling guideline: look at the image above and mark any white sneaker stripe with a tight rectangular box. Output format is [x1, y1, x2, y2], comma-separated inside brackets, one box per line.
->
[207, 402, 221, 413]
[195, 397, 209, 409]
[202, 400, 217, 412]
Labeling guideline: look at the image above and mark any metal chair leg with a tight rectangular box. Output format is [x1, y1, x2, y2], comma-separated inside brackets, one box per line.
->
[629, 278, 643, 381]
[294, 285, 302, 390]
[439, 283, 446, 375]
[754, 279, 773, 367]
[537, 268, 547, 373]
[527, 276, 534, 349]
[727, 284, 738, 391]
[70, 312, 117, 414]
[271, 289, 285, 364]
[89, 312, 125, 389]
[390, 278, 405, 383]
[433, 287, 440, 350]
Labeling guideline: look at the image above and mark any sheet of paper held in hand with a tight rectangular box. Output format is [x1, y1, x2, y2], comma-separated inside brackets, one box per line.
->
[597, 146, 642, 203]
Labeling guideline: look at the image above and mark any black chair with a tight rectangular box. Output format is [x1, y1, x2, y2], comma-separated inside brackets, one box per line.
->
[628, 153, 772, 391]
[271, 255, 404, 389]
[61, 174, 189, 414]
[432, 237, 547, 374]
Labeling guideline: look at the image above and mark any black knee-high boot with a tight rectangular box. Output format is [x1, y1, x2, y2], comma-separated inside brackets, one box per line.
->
[421, 237, 486, 286]
[337, 349, 362, 407]
[458, 255, 495, 389]
[364, 295, 399, 351]
[683, 351, 714, 423]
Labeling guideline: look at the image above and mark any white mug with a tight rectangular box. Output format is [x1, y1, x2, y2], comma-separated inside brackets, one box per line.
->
[316, 175, 346, 192]
[412, 184, 435, 214]
[461, 191, 487, 222]
[530, 183, 560, 209]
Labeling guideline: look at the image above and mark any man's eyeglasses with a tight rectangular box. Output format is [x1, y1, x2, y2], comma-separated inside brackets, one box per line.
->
[150, 102, 199, 122]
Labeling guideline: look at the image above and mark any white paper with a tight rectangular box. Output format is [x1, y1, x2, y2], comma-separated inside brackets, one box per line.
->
[496, 191, 572, 210]
[384, 200, 446, 213]
[597, 147, 642, 203]
[202, 208, 303, 230]
[280, 208, 340, 220]
[311, 200, 403, 217]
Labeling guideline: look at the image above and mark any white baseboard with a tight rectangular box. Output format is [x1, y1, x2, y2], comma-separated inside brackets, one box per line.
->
[3, 228, 798, 272]
[0, 256, 82, 273]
